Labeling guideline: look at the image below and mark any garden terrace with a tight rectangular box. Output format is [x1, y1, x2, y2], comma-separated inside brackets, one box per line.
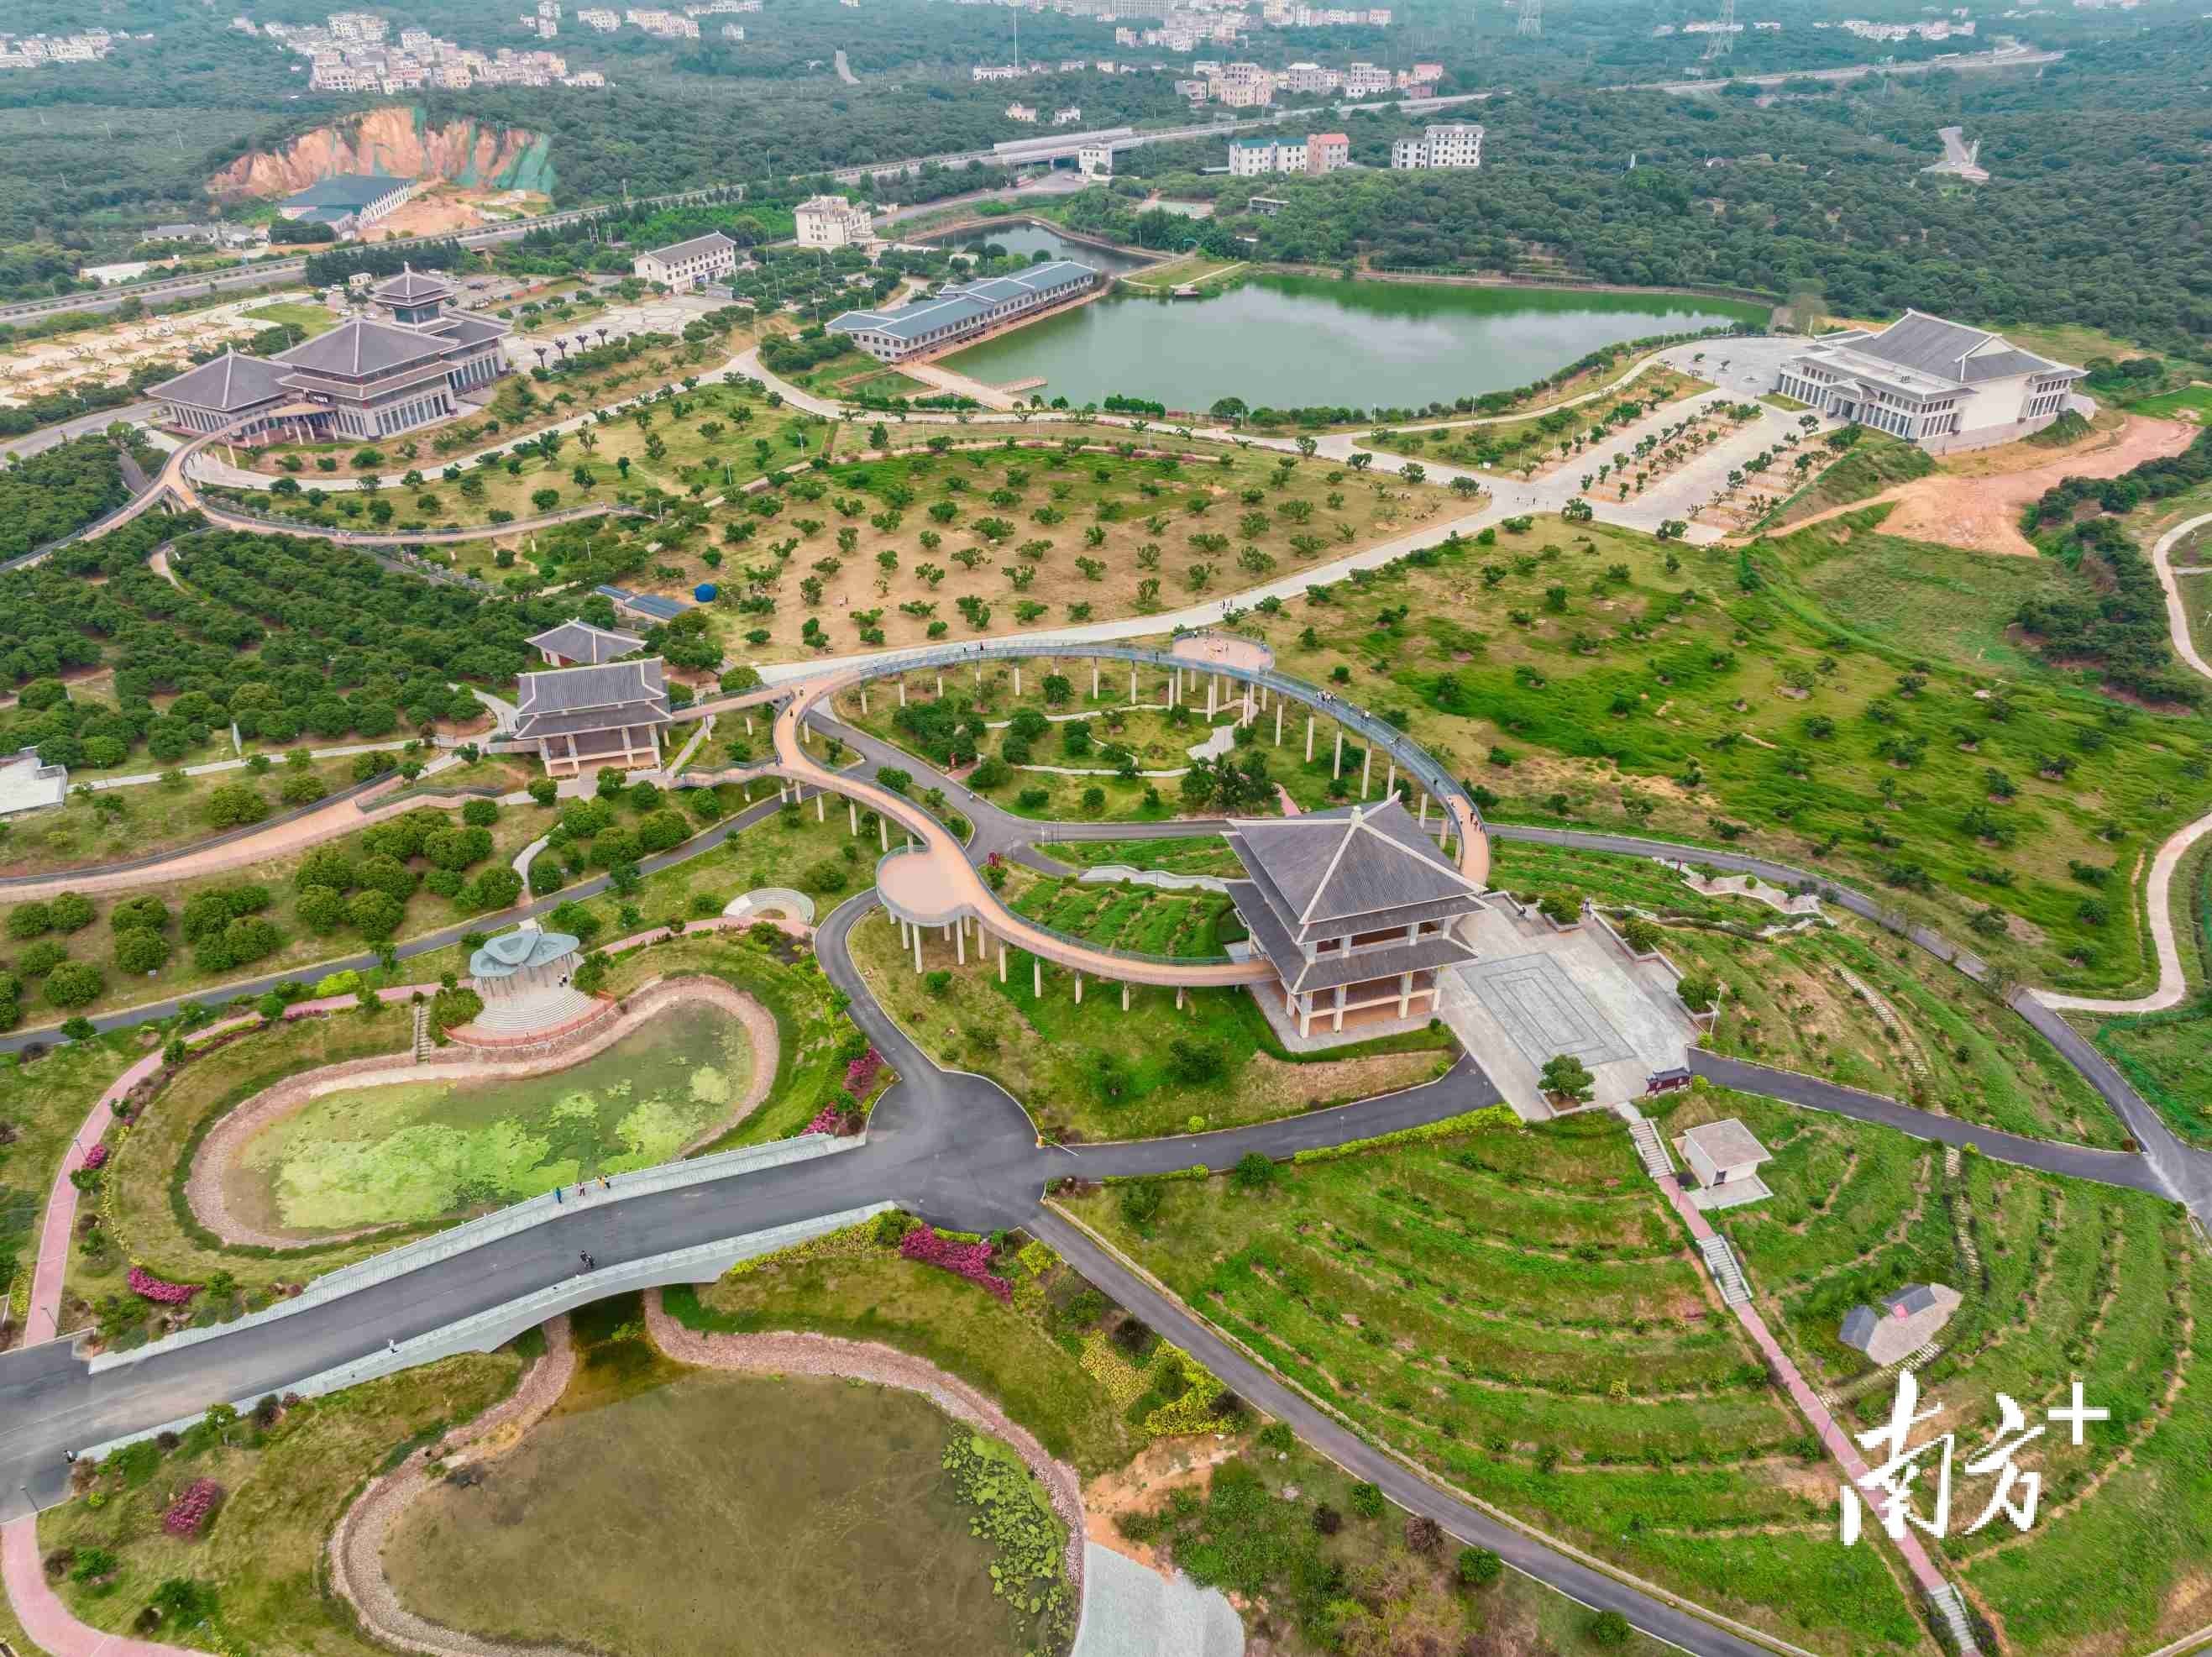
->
[1208, 506, 2210, 999]
[223, 378, 820, 537]
[0, 782, 547, 1030]
[704, 433, 1458, 663]
[1653, 1084, 2211, 1657]
[848, 908, 1455, 1144]
[1003, 868, 1245, 961]
[1033, 836, 1246, 878]
[1061, 1113, 1931, 1655]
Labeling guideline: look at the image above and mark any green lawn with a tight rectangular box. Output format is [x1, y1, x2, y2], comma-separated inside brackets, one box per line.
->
[239, 300, 338, 339]
[1061, 1114, 1930, 1655]
[1767, 431, 1935, 530]
[2126, 385, 2212, 421]
[1007, 869, 1244, 959]
[847, 908, 1454, 1142]
[1654, 1077, 2212, 1657]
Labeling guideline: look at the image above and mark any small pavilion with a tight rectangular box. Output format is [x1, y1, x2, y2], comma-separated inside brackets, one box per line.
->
[1224, 798, 1482, 1042]
[468, 929, 582, 1002]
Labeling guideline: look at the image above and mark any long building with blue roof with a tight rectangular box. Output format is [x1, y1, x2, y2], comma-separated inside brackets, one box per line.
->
[827, 260, 1098, 364]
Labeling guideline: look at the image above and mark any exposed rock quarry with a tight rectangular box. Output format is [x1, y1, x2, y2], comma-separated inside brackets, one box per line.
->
[209, 107, 553, 200]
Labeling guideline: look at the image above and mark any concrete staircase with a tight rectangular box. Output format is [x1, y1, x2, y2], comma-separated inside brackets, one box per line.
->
[411, 1001, 432, 1063]
[1697, 1234, 1753, 1307]
[467, 986, 597, 1038]
[1944, 1146, 1984, 1277]
[1626, 1112, 1676, 1179]
[1926, 1583, 1983, 1656]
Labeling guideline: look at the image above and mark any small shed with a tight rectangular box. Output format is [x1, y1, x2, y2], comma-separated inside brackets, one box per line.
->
[1840, 1283, 1961, 1366]
[468, 929, 581, 1002]
[1679, 1119, 1772, 1189]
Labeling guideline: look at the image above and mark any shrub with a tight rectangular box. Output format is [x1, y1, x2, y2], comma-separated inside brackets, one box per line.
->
[17, 940, 66, 977]
[49, 893, 95, 932]
[45, 961, 104, 1008]
[1404, 1514, 1443, 1555]
[1232, 1152, 1276, 1190]
[923, 969, 952, 997]
[160, 1480, 224, 1538]
[1677, 972, 1722, 1013]
[461, 797, 501, 828]
[278, 769, 328, 806]
[1537, 892, 1580, 926]
[1349, 1481, 1386, 1519]
[897, 1225, 1011, 1301]
[876, 767, 912, 794]
[1118, 1181, 1162, 1227]
[1457, 1546, 1502, 1586]
[431, 986, 484, 1029]
[110, 896, 170, 935]
[1539, 1052, 1595, 1104]
[1589, 1609, 1633, 1647]
[202, 784, 269, 829]
[113, 929, 170, 975]
[7, 902, 50, 939]
[128, 1266, 201, 1305]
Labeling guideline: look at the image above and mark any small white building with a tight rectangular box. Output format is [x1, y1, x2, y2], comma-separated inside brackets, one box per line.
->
[1676, 1119, 1774, 1211]
[632, 230, 738, 287]
[1005, 101, 1038, 122]
[794, 194, 874, 249]
[1078, 143, 1115, 178]
[1053, 105, 1083, 125]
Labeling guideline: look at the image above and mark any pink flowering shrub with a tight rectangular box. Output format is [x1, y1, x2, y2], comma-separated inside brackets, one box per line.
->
[81, 1143, 109, 1172]
[804, 1104, 847, 1136]
[127, 1266, 202, 1305]
[161, 1480, 224, 1538]
[899, 1226, 1011, 1302]
[844, 1046, 883, 1099]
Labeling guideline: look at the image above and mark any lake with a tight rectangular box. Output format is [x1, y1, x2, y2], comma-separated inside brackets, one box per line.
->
[944, 270, 1769, 412]
[920, 218, 1159, 278]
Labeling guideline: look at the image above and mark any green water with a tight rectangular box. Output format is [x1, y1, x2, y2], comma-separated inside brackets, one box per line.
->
[945, 272, 1768, 412]
[228, 1003, 752, 1236]
[385, 1367, 1038, 1657]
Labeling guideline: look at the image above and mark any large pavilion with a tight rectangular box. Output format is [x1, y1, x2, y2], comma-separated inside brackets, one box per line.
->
[1224, 798, 1483, 1041]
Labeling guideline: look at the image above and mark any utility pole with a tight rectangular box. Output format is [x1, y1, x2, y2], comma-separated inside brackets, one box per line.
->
[1517, 0, 1542, 39]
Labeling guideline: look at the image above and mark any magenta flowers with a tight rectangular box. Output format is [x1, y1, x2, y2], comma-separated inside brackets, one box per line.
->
[127, 1266, 202, 1305]
[898, 1226, 1011, 1302]
[81, 1143, 109, 1171]
[804, 1104, 847, 1136]
[844, 1046, 883, 1099]
[162, 1479, 224, 1537]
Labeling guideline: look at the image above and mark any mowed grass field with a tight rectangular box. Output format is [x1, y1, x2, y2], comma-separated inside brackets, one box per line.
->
[1653, 1083, 2212, 1657]
[1062, 1112, 1931, 1655]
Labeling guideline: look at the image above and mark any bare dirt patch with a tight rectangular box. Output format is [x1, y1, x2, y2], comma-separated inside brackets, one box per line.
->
[1876, 415, 2198, 557]
[1082, 1435, 1245, 1576]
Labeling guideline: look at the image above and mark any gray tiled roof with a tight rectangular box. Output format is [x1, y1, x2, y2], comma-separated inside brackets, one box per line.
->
[527, 619, 646, 665]
[373, 265, 453, 302]
[1228, 880, 1475, 993]
[829, 260, 1096, 345]
[469, 928, 579, 978]
[1227, 799, 1481, 939]
[1821, 310, 2079, 391]
[1839, 1305, 1878, 1352]
[151, 349, 292, 412]
[511, 704, 674, 743]
[275, 317, 450, 379]
[515, 658, 668, 716]
[1889, 1283, 1940, 1317]
[432, 313, 511, 348]
[642, 231, 736, 265]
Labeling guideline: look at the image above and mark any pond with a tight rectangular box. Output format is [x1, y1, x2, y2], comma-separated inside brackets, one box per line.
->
[383, 1362, 1036, 1657]
[224, 1001, 754, 1237]
[943, 272, 1769, 412]
[919, 218, 1160, 279]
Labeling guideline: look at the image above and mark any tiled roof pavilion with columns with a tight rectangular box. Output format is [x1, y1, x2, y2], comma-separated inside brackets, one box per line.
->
[1226, 798, 1483, 1041]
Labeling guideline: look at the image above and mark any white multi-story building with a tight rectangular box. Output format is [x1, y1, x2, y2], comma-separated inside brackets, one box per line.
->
[1079, 143, 1115, 178]
[1772, 312, 2084, 453]
[1228, 134, 1312, 175]
[1391, 122, 1483, 169]
[633, 230, 738, 287]
[1213, 60, 1273, 104]
[1053, 105, 1083, 124]
[972, 63, 1023, 80]
[578, 8, 621, 27]
[795, 195, 874, 248]
[1342, 60, 1393, 95]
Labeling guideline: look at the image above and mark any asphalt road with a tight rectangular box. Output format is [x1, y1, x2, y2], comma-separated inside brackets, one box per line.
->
[0, 403, 157, 465]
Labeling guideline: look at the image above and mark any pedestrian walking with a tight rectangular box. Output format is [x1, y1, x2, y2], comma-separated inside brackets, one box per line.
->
[553, 1184, 563, 1205]
[576, 1181, 586, 1200]
[579, 1251, 591, 1272]
[387, 1338, 398, 1354]
[599, 1174, 611, 1192]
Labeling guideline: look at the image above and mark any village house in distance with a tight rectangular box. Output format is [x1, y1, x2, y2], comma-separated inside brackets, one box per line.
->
[149, 265, 510, 442]
[632, 230, 739, 288]
[1224, 799, 1482, 1041]
[794, 195, 875, 249]
[1771, 311, 2086, 452]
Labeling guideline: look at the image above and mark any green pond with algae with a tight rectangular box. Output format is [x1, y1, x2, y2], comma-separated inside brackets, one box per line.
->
[225, 1004, 754, 1236]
